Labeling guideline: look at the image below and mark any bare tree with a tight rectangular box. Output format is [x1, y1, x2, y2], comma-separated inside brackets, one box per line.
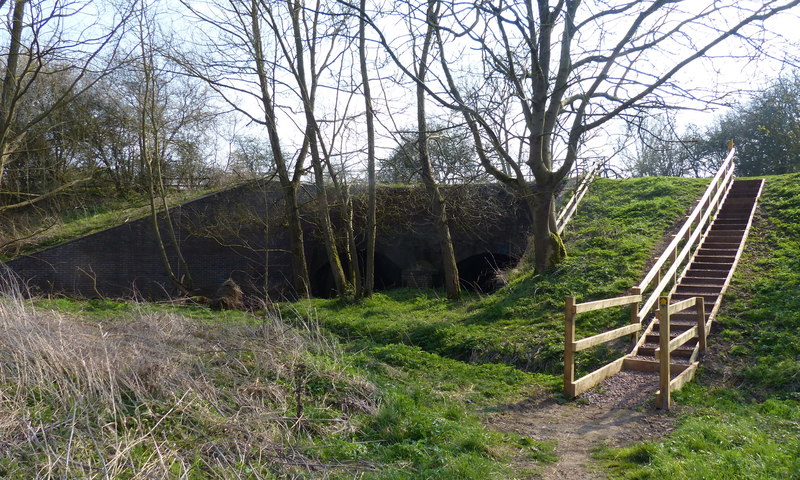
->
[177, 0, 313, 296]
[358, 0, 377, 296]
[0, 0, 129, 213]
[355, 0, 800, 273]
[411, 0, 460, 298]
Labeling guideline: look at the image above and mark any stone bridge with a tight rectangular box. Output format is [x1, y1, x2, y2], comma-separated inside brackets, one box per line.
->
[4, 181, 533, 300]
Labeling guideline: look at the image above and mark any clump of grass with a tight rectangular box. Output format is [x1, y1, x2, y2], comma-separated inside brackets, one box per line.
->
[0, 277, 376, 478]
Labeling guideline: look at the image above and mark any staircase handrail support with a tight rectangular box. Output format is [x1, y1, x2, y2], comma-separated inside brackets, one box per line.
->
[563, 293, 643, 397]
[636, 149, 736, 320]
[556, 159, 602, 235]
[637, 162, 735, 320]
[656, 295, 707, 410]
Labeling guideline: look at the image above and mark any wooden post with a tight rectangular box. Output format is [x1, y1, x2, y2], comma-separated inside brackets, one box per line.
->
[629, 287, 642, 345]
[670, 249, 677, 284]
[658, 296, 671, 410]
[697, 297, 707, 352]
[564, 296, 576, 397]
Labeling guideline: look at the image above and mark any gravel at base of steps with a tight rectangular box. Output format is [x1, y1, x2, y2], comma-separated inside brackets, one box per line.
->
[582, 371, 659, 409]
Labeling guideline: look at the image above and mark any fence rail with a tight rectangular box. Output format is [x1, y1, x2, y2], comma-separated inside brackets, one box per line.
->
[556, 160, 602, 235]
[655, 295, 706, 410]
[562, 146, 736, 399]
[563, 294, 642, 397]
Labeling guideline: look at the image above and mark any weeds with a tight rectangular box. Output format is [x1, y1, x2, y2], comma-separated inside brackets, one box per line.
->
[0, 277, 376, 478]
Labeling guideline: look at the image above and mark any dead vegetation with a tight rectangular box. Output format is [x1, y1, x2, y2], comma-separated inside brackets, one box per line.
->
[0, 277, 377, 478]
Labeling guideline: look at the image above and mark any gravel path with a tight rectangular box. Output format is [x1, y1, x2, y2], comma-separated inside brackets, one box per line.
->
[486, 371, 674, 479]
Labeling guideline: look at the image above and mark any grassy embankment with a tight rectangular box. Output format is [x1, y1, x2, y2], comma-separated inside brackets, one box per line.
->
[293, 177, 709, 375]
[2, 175, 731, 478]
[599, 173, 800, 479]
[0, 189, 213, 262]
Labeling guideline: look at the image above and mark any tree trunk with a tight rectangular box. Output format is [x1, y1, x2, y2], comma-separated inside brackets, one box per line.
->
[359, 0, 377, 297]
[282, 181, 311, 297]
[417, 0, 460, 299]
[309, 152, 349, 297]
[528, 187, 566, 274]
[250, 1, 309, 297]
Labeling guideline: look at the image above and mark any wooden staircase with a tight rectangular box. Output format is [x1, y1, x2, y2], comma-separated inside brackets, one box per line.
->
[629, 179, 764, 370]
[563, 148, 766, 407]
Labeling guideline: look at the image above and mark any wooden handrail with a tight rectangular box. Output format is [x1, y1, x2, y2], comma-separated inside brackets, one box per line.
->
[563, 146, 735, 400]
[574, 323, 641, 352]
[638, 148, 736, 293]
[657, 295, 706, 410]
[563, 293, 642, 397]
[556, 159, 602, 235]
[637, 161, 734, 320]
[574, 294, 642, 314]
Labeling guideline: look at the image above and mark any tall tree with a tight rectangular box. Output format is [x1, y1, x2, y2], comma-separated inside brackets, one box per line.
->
[701, 71, 800, 176]
[178, 0, 313, 296]
[0, 0, 129, 213]
[358, 0, 377, 296]
[358, 0, 800, 273]
[412, 0, 460, 299]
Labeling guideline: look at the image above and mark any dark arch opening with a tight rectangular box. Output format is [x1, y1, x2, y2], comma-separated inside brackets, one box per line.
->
[373, 251, 402, 290]
[311, 263, 336, 298]
[457, 252, 514, 293]
[310, 251, 404, 298]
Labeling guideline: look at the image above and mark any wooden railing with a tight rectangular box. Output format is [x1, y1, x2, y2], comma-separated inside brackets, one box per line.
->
[562, 146, 736, 398]
[556, 159, 602, 235]
[563, 293, 642, 397]
[655, 295, 706, 410]
[634, 148, 735, 326]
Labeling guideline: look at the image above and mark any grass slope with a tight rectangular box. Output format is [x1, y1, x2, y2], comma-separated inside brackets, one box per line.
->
[599, 173, 800, 479]
[0, 189, 214, 262]
[16, 173, 791, 479]
[292, 177, 708, 374]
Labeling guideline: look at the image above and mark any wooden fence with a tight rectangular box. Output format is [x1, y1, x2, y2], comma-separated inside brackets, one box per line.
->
[556, 160, 602, 235]
[563, 293, 642, 397]
[655, 295, 706, 410]
[562, 146, 736, 399]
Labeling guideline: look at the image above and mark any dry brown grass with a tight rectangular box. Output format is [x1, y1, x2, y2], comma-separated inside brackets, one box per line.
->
[0, 277, 377, 478]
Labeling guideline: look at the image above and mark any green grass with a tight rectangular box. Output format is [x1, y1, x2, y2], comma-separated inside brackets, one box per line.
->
[12, 172, 800, 478]
[1, 189, 214, 261]
[598, 173, 800, 479]
[291, 177, 709, 374]
[4, 296, 556, 478]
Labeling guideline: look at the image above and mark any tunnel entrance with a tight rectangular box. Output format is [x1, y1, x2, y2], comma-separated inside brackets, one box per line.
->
[457, 252, 514, 293]
[310, 251, 404, 298]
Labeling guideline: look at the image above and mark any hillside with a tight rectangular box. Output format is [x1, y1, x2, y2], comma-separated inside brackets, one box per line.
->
[599, 172, 800, 478]
[1, 173, 798, 478]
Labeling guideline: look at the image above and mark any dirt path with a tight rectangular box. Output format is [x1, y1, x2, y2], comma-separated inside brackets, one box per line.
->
[486, 371, 675, 479]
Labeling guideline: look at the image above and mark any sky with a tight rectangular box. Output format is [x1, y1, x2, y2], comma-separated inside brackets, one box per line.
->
[81, 0, 800, 178]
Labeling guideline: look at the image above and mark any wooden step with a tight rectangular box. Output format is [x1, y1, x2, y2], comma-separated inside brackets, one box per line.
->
[671, 292, 720, 304]
[689, 262, 732, 271]
[713, 220, 748, 227]
[685, 268, 728, 278]
[671, 311, 710, 322]
[638, 343, 695, 359]
[701, 241, 740, 249]
[623, 357, 694, 372]
[696, 248, 738, 257]
[681, 276, 726, 286]
[675, 284, 723, 294]
[693, 255, 735, 264]
[652, 320, 697, 332]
